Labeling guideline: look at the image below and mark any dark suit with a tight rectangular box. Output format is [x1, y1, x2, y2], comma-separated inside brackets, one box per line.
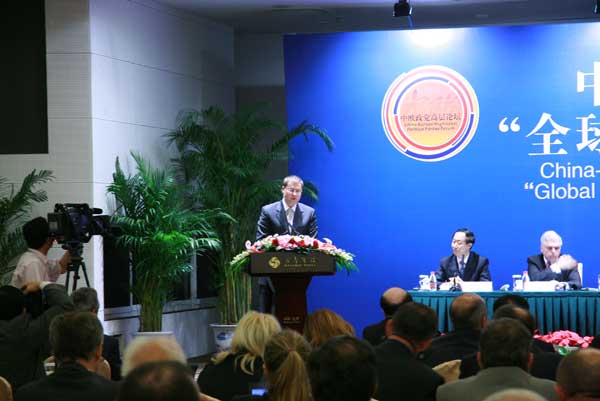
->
[102, 334, 121, 381]
[362, 319, 387, 347]
[197, 354, 263, 401]
[435, 252, 491, 282]
[422, 329, 480, 367]
[374, 339, 443, 401]
[14, 362, 119, 401]
[254, 200, 318, 312]
[0, 284, 72, 390]
[527, 254, 581, 289]
[256, 200, 317, 240]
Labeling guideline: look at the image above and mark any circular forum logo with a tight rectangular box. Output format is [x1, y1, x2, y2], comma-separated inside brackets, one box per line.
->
[381, 65, 479, 162]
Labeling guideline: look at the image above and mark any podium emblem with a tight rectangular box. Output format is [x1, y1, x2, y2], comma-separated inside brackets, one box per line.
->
[269, 256, 281, 269]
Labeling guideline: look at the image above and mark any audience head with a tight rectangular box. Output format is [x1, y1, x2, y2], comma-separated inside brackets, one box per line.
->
[213, 311, 281, 374]
[380, 287, 412, 318]
[555, 348, 600, 401]
[0, 286, 25, 321]
[493, 294, 530, 312]
[0, 376, 12, 401]
[71, 287, 100, 313]
[263, 329, 312, 401]
[389, 302, 437, 352]
[540, 230, 563, 265]
[22, 217, 50, 250]
[483, 388, 549, 401]
[308, 335, 377, 401]
[304, 308, 355, 348]
[479, 318, 532, 371]
[116, 361, 199, 401]
[450, 293, 487, 330]
[50, 311, 104, 365]
[493, 304, 536, 335]
[122, 336, 186, 376]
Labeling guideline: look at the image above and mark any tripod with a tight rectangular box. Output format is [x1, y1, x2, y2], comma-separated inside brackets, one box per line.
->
[64, 242, 90, 292]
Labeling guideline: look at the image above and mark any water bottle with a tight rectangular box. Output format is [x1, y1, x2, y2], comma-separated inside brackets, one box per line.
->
[522, 271, 529, 290]
[429, 271, 437, 291]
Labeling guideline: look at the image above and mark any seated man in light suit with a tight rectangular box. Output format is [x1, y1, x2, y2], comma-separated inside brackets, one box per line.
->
[527, 230, 580, 290]
[254, 175, 318, 312]
[435, 228, 491, 285]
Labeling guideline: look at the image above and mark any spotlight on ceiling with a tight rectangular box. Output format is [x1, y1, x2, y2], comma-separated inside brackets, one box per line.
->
[393, 0, 412, 17]
[596, 0, 600, 14]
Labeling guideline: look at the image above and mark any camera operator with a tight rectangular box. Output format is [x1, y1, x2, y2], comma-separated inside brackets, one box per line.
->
[11, 217, 71, 289]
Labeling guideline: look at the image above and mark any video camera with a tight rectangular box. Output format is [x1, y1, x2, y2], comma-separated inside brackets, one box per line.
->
[47, 203, 112, 244]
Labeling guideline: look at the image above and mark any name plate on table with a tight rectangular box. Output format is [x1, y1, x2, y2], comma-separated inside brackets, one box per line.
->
[524, 281, 556, 291]
[249, 252, 336, 276]
[460, 281, 494, 292]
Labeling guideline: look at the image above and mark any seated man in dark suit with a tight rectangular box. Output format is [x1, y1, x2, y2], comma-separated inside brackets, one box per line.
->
[460, 304, 562, 381]
[435, 228, 490, 285]
[423, 294, 486, 367]
[308, 335, 377, 401]
[0, 282, 72, 390]
[362, 287, 412, 346]
[374, 302, 443, 401]
[15, 311, 119, 401]
[71, 287, 122, 380]
[527, 230, 581, 290]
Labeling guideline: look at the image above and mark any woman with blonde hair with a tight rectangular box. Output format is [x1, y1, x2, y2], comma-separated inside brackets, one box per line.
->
[234, 329, 312, 401]
[304, 308, 355, 348]
[198, 311, 281, 401]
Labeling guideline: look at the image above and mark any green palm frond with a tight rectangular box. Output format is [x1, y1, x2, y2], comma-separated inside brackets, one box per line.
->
[0, 170, 54, 278]
[166, 104, 334, 323]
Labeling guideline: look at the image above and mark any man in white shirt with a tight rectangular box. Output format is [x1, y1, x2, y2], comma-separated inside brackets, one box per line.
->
[11, 217, 70, 289]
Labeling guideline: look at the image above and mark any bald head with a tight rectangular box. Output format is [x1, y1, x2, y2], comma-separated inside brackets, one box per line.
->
[122, 336, 186, 377]
[380, 287, 412, 318]
[483, 389, 548, 401]
[450, 293, 487, 330]
[556, 348, 600, 400]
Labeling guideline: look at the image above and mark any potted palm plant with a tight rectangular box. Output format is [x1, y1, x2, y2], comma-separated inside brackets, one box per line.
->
[0, 170, 54, 283]
[106, 153, 224, 332]
[166, 105, 334, 324]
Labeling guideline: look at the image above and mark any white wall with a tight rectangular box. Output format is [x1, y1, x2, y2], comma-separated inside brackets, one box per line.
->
[0, 0, 234, 358]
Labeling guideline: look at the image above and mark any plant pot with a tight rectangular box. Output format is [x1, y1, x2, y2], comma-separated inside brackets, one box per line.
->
[210, 324, 236, 352]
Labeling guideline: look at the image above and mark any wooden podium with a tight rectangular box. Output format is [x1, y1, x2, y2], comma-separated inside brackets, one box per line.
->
[249, 252, 336, 332]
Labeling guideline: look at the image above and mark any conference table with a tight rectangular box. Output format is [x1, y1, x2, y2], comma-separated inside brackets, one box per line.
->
[409, 290, 600, 336]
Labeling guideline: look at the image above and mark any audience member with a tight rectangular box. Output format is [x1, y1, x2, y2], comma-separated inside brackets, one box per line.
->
[71, 287, 122, 380]
[11, 217, 70, 289]
[14, 312, 118, 401]
[492, 295, 553, 353]
[308, 335, 377, 401]
[437, 318, 557, 401]
[483, 389, 550, 401]
[555, 348, 600, 401]
[0, 282, 72, 390]
[527, 231, 580, 289]
[0, 376, 12, 401]
[116, 361, 199, 401]
[375, 302, 443, 401]
[197, 311, 281, 401]
[435, 228, 491, 284]
[122, 336, 186, 377]
[304, 308, 355, 348]
[362, 287, 412, 346]
[423, 293, 486, 367]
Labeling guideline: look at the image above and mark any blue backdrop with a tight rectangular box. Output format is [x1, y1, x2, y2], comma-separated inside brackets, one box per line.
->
[283, 22, 600, 335]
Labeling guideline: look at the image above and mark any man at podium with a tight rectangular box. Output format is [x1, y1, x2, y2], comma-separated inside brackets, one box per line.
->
[435, 228, 491, 284]
[254, 175, 318, 312]
[527, 230, 581, 290]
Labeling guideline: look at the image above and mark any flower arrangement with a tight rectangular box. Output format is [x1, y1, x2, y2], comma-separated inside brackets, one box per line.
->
[534, 330, 594, 355]
[230, 234, 357, 274]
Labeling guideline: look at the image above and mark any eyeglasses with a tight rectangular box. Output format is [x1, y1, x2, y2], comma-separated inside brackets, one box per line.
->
[284, 188, 302, 195]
